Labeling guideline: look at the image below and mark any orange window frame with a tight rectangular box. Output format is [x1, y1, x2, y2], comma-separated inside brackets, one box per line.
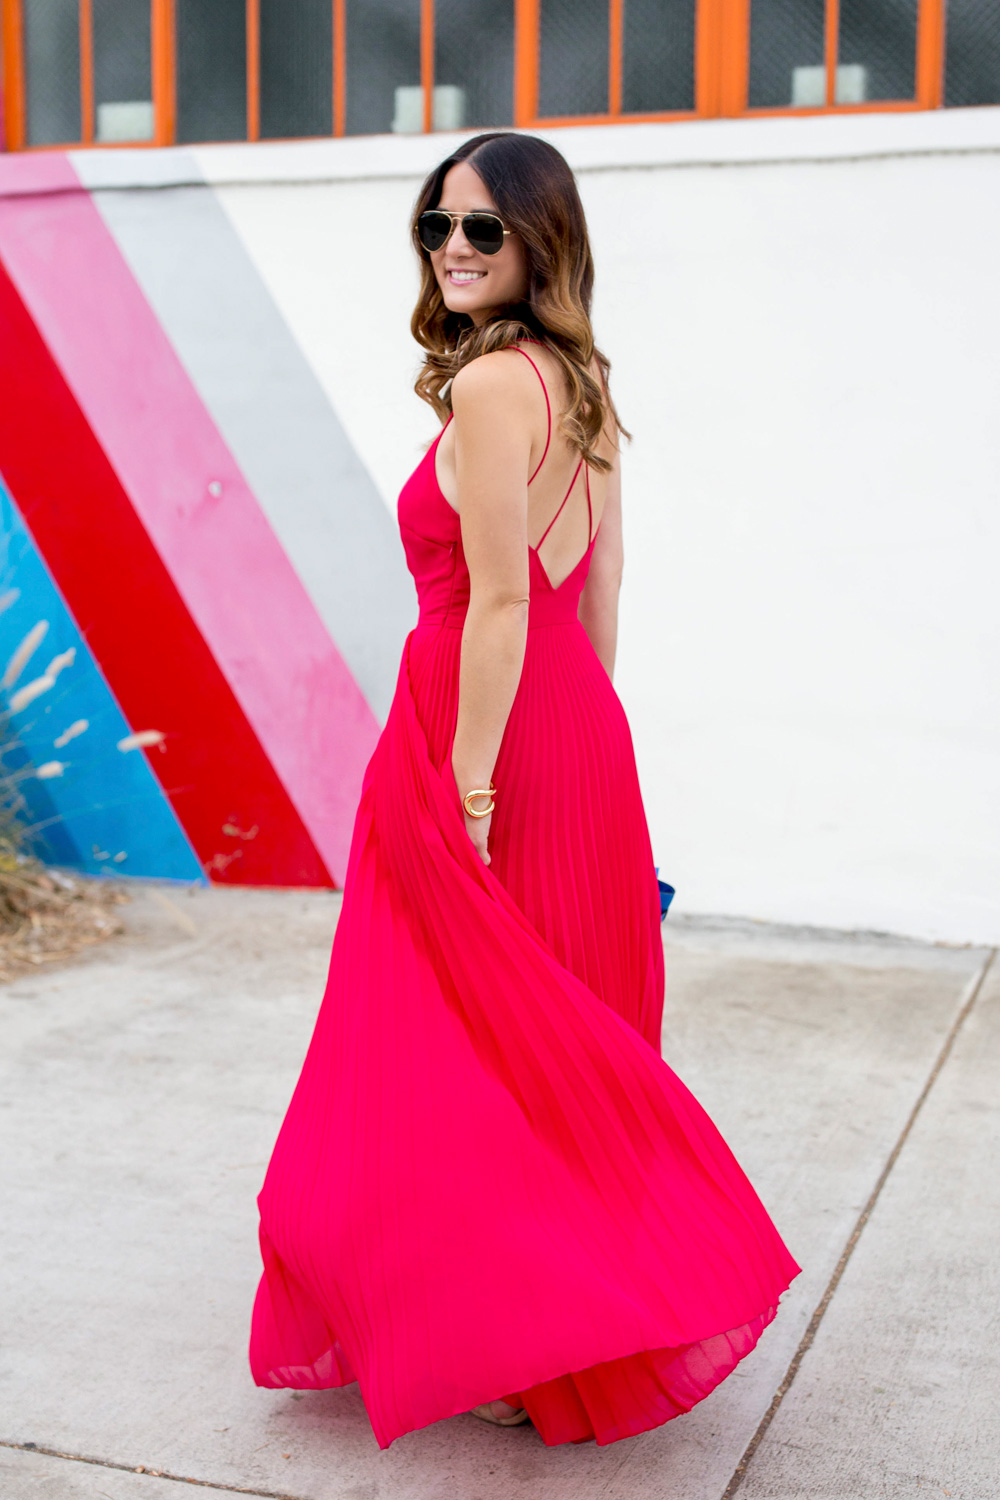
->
[0, 0, 947, 153]
[738, 0, 945, 116]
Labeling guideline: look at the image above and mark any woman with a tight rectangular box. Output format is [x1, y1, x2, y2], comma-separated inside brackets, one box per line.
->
[250, 132, 798, 1448]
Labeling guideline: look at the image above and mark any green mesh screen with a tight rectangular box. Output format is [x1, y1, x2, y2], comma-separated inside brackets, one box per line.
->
[260, 0, 333, 138]
[24, 0, 81, 145]
[176, 0, 247, 142]
[434, 0, 515, 129]
[93, 0, 153, 143]
[837, 0, 918, 102]
[345, 0, 421, 135]
[748, 0, 826, 109]
[539, 0, 609, 117]
[945, 0, 1000, 106]
[622, 0, 696, 113]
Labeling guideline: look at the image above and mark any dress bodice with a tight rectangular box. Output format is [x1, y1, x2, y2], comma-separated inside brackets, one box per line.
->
[397, 426, 597, 631]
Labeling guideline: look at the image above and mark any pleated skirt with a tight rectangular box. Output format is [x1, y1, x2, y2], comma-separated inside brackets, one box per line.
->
[250, 617, 800, 1447]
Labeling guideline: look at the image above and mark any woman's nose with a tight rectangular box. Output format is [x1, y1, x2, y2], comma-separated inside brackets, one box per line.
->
[447, 221, 474, 256]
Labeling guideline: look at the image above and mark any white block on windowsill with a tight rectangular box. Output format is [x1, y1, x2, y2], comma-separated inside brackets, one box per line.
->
[835, 64, 868, 104]
[792, 64, 868, 108]
[392, 85, 466, 135]
[96, 100, 155, 143]
[432, 86, 466, 131]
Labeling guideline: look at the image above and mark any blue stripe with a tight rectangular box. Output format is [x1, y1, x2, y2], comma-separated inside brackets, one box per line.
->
[0, 477, 205, 881]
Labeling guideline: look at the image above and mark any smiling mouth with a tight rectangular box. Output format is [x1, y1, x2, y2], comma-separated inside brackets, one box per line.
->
[447, 269, 486, 284]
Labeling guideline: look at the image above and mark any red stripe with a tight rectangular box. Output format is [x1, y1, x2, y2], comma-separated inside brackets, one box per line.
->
[0, 253, 332, 888]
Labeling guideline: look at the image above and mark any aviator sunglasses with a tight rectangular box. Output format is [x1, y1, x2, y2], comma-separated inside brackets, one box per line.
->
[417, 209, 512, 257]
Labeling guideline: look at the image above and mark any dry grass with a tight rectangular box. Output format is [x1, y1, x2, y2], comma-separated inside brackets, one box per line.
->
[0, 610, 130, 980]
[0, 855, 128, 983]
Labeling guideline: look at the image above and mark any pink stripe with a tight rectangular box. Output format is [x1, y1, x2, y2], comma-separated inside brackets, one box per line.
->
[0, 155, 378, 882]
[0, 154, 77, 199]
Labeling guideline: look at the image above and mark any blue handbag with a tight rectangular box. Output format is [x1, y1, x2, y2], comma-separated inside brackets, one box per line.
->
[655, 868, 675, 922]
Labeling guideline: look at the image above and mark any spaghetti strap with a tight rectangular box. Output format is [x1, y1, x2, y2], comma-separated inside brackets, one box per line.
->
[510, 346, 552, 483]
[585, 464, 593, 544]
[536, 458, 584, 551]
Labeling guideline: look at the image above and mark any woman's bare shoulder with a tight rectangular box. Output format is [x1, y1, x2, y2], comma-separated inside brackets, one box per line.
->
[450, 347, 542, 412]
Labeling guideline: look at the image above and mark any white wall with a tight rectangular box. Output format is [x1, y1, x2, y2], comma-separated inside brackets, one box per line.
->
[78, 109, 1000, 943]
[601, 150, 1000, 947]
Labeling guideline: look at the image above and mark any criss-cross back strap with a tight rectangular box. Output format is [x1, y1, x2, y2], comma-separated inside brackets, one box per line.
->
[512, 340, 595, 551]
[510, 343, 551, 483]
[536, 458, 585, 551]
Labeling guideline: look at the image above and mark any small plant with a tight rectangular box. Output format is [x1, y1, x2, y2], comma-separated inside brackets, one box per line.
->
[0, 619, 127, 983]
[0, 844, 127, 983]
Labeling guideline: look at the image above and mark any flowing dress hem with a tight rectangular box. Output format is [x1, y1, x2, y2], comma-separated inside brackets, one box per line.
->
[251, 1266, 799, 1449]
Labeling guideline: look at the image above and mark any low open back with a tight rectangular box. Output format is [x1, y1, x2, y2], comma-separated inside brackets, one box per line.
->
[433, 340, 603, 593]
[512, 342, 599, 591]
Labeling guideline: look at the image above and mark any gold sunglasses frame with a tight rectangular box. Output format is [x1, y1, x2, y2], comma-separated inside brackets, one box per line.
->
[417, 210, 513, 255]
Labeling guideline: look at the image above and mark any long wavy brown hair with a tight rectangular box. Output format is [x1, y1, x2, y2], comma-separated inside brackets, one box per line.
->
[411, 132, 626, 472]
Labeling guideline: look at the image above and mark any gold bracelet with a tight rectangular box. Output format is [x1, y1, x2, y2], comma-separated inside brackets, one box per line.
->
[462, 783, 496, 819]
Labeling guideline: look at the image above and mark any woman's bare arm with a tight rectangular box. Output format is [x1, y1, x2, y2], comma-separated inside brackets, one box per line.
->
[449, 353, 538, 865]
[577, 448, 623, 679]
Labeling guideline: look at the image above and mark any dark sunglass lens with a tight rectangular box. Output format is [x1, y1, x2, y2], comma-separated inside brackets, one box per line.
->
[418, 212, 452, 252]
[464, 214, 505, 255]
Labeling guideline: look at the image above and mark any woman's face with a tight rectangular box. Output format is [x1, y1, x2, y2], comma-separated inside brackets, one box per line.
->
[429, 161, 529, 325]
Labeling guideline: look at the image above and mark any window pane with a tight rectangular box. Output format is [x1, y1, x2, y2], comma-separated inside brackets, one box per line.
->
[748, 0, 825, 109]
[539, 0, 608, 118]
[94, 0, 153, 143]
[345, 0, 421, 135]
[176, 0, 247, 143]
[261, 0, 332, 138]
[945, 0, 1000, 106]
[24, 0, 81, 146]
[838, 0, 917, 102]
[434, 0, 514, 130]
[622, 0, 696, 113]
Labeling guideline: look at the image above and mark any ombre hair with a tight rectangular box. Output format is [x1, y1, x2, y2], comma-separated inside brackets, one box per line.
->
[410, 132, 626, 472]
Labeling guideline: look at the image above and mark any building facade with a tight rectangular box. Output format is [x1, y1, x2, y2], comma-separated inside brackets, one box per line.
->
[2, 0, 999, 151]
[0, 6, 998, 944]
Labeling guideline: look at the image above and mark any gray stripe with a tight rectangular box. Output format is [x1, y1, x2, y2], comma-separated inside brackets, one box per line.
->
[80, 152, 414, 723]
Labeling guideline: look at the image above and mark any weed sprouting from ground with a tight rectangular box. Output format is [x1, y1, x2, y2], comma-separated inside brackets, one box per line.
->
[0, 843, 127, 983]
[0, 616, 127, 983]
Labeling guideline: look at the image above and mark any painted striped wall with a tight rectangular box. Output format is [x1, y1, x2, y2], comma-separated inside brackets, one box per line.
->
[2, 115, 998, 941]
[0, 149, 415, 887]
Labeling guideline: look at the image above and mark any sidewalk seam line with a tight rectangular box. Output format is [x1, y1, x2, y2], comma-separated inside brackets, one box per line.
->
[719, 946, 997, 1500]
[0, 1440, 308, 1500]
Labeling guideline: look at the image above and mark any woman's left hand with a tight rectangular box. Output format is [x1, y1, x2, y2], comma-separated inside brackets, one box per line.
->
[463, 808, 492, 866]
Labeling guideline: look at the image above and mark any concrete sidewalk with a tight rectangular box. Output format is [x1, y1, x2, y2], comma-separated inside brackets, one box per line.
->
[1, 886, 997, 1500]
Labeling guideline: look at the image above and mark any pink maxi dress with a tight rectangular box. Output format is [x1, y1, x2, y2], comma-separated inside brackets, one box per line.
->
[250, 349, 800, 1447]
